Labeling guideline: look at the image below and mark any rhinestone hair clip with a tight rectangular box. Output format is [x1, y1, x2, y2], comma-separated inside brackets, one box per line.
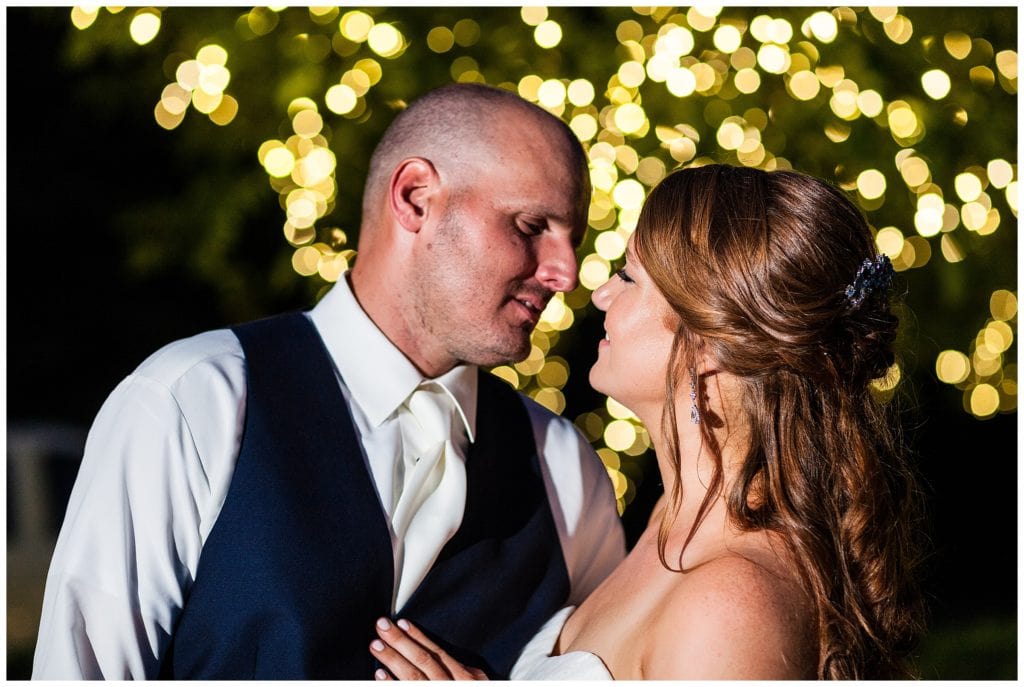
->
[844, 254, 894, 308]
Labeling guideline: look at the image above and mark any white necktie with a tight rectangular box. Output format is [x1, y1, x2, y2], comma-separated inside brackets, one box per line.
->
[391, 382, 468, 611]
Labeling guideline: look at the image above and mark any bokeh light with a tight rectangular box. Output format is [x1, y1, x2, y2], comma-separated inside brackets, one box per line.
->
[62, 5, 1019, 517]
[129, 9, 161, 45]
[921, 69, 952, 99]
[534, 20, 562, 48]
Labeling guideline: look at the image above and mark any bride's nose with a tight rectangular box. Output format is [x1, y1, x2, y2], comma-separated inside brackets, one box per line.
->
[592, 278, 615, 312]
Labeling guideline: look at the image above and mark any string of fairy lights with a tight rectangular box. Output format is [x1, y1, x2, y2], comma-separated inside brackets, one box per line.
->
[70, 6, 1017, 513]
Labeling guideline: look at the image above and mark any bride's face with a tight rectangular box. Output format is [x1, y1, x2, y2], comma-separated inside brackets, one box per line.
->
[589, 238, 678, 419]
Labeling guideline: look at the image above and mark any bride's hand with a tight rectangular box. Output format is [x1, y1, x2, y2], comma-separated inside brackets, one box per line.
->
[370, 617, 489, 680]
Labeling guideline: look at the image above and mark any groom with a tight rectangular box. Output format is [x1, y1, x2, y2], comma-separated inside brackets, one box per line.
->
[32, 83, 625, 679]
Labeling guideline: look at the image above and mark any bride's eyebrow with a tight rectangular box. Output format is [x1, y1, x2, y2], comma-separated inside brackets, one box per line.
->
[624, 241, 638, 265]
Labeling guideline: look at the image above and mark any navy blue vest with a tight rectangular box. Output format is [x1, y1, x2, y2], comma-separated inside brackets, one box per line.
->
[158, 312, 569, 679]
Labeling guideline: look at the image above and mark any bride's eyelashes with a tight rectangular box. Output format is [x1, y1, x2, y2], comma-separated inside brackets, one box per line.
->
[609, 258, 634, 284]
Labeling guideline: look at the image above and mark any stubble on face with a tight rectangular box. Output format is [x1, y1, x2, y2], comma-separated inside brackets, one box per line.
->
[409, 203, 537, 370]
[406, 109, 583, 373]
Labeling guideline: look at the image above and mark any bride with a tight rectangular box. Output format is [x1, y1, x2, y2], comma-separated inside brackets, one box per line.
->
[367, 164, 924, 679]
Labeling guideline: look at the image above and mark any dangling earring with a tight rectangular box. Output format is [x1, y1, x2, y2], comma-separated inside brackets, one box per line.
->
[689, 367, 700, 424]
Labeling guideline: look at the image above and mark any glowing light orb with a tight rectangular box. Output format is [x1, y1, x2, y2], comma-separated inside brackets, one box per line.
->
[990, 290, 1018, 321]
[857, 169, 887, 200]
[129, 10, 161, 46]
[534, 20, 562, 48]
[875, 227, 905, 258]
[595, 231, 626, 261]
[427, 26, 454, 53]
[569, 114, 597, 142]
[198, 64, 230, 95]
[367, 23, 403, 58]
[537, 79, 567, 108]
[788, 70, 820, 100]
[613, 103, 646, 135]
[666, 67, 697, 97]
[921, 69, 952, 99]
[567, 79, 595, 106]
[604, 420, 637, 451]
[264, 147, 296, 178]
[326, 84, 358, 114]
[717, 121, 745, 150]
[209, 95, 238, 126]
[757, 44, 790, 74]
[954, 173, 983, 202]
[969, 384, 1000, 417]
[887, 103, 919, 139]
[857, 90, 884, 117]
[71, 6, 99, 30]
[807, 11, 838, 42]
[734, 68, 761, 94]
[943, 31, 972, 60]
[936, 350, 971, 384]
[656, 26, 694, 58]
[612, 179, 645, 210]
[580, 254, 611, 290]
[618, 61, 646, 88]
[339, 10, 374, 42]
[987, 159, 1014, 189]
[197, 44, 228, 67]
[713, 25, 742, 53]
[521, 6, 548, 26]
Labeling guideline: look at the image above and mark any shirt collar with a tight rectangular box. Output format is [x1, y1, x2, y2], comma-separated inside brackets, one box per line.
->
[308, 273, 478, 443]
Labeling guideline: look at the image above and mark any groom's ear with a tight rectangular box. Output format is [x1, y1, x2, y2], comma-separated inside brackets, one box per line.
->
[389, 157, 441, 234]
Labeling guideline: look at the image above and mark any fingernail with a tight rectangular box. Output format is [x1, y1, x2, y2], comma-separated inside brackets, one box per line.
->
[371, 639, 385, 651]
[376, 617, 391, 631]
[397, 619, 410, 631]
[375, 668, 388, 680]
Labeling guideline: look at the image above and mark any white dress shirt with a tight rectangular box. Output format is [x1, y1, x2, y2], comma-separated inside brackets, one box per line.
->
[32, 275, 626, 679]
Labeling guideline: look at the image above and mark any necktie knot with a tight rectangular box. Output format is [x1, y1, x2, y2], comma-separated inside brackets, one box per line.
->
[402, 383, 453, 455]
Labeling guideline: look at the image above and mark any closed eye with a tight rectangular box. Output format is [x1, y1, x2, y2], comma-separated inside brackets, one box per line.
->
[615, 268, 634, 283]
[516, 217, 547, 237]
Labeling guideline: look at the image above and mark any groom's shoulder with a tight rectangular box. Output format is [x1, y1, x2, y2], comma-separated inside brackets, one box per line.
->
[132, 327, 244, 389]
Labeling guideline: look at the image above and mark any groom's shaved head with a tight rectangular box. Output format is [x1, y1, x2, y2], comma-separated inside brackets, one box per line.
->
[360, 83, 588, 230]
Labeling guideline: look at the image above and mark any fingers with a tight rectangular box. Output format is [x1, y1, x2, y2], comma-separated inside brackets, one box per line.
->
[397, 619, 445, 654]
[397, 621, 485, 680]
[370, 617, 488, 680]
[371, 635, 425, 680]
[371, 617, 449, 680]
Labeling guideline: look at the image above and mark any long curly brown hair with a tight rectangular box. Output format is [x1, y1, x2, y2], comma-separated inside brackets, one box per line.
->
[633, 164, 925, 679]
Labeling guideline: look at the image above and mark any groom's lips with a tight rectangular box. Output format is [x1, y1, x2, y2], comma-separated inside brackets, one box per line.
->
[510, 293, 546, 326]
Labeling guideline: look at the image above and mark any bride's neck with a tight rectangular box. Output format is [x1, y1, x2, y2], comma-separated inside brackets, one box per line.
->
[639, 389, 750, 557]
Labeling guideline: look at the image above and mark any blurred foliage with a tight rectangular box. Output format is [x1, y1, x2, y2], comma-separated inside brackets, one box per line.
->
[47, 5, 1017, 514]
[915, 610, 1017, 679]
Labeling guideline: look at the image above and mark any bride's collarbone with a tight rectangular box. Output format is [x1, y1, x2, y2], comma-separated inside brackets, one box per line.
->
[560, 531, 806, 679]
[554, 540, 697, 676]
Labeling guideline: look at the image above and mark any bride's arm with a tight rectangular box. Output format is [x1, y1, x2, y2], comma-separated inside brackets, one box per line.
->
[369, 617, 489, 680]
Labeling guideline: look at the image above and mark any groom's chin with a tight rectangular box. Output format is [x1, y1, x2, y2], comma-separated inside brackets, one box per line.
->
[460, 336, 531, 369]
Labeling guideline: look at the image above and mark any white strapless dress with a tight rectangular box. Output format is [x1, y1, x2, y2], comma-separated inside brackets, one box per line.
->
[510, 606, 613, 680]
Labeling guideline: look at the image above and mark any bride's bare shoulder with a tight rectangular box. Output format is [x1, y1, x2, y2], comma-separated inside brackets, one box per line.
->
[642, 553, 815, 679]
